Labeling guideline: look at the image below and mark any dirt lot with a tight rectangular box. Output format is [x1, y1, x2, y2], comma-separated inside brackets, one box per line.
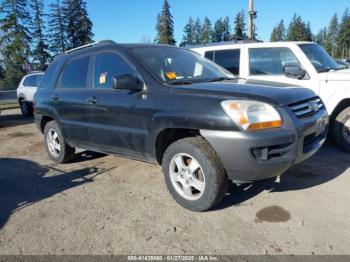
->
[0, 109, 349, 255]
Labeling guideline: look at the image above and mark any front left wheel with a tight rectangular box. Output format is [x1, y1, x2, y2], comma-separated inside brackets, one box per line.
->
[44, 121, 76, 163]
[333, 106, 350, 153]
[162, 137, 228, 211]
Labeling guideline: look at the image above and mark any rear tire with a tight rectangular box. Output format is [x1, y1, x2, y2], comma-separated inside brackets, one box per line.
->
[20, 101, 33, 117]
[333, 106, 350, 153]
[44, 121, 76, 163]
[162, 137, 228, 211]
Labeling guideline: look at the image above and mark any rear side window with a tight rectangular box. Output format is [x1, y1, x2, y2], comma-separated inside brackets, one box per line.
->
[204, 49, 240, 75]
[23, 74, 42, 87]
[60, 56, 90, 89]
[94, 53, 136, 89]
[249, 47, 300, 75]
[204, 51, 214, 61]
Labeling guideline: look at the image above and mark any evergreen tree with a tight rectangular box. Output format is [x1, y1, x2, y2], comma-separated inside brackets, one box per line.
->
[233, 10, 246, 39]
[0, 0, 31, 89]
[315, 27, 329, 50]
[155, 0, 176, 45]
[337, 8, 350, 58]
[193, 18, 202, 45]
[212, 18, 223, 42]
[63, 0, 94, 49]
[286, 14, 312, 41]
[182, 17, 195, 46]
[48, 0, 67, 55]
[270, 20, 286, 42]
[30, 0, 50, 70]
[222, 16, 231, 41]
[328, 14, 339, 57]
[201, 16, 212, 45]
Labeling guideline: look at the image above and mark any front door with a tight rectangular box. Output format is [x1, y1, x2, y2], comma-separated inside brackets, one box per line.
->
[84, 51, 149, 158]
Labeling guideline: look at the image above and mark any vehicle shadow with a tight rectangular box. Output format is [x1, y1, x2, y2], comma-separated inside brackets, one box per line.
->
[214, 143, 350, 210]
[73, 151, 107, 163]
[0, 158, 106, 230]
[0, 112, 33, 129]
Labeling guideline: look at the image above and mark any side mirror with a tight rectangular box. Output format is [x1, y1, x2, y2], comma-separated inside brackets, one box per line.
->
[284, 65, 306, 80]
[112, 74, 143, 91]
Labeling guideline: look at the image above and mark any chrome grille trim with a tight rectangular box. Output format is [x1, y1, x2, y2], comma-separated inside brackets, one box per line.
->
[289, 97, 324, 118]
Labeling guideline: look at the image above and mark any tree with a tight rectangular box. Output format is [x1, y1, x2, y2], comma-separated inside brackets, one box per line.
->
[48, 0, 67, 55]
[201, 17, 212, 45]
[270, 20, 286, 42]
[182, 17, 195, 46]
[0, 0, 31, 89]
[337, 8, 350, 58]
[63, 0, 94, 49]
[222, 16, 231, 41]
[328, 14, 339, 57]
[233, 10, 246, 39]
[155, 0, 176, 45]
[286, 14, 312, 41]
[193, 18, 202, 45]
[30, 0, 50, 70]
[212, 18, 223, 42]
[315, 27, 329, 50]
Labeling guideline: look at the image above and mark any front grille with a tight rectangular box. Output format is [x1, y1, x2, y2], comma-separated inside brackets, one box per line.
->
[288, 97, 324, 118]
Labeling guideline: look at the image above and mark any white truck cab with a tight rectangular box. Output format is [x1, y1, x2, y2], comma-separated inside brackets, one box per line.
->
[192, 41, 350, 152]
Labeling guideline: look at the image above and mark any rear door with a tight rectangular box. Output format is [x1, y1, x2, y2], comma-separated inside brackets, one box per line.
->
[84, 51, 148, 157]
[52, 55, 92, 146]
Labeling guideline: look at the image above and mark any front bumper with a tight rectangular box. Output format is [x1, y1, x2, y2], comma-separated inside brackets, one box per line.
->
[200, 108, 328, 183]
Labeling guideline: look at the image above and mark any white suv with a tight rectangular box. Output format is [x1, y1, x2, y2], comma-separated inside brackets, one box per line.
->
[192, 41, 350, 152]
[16, 72, 44, 116]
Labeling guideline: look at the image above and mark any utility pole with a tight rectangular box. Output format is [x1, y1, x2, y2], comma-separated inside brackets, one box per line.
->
[248, 0, 257, 39]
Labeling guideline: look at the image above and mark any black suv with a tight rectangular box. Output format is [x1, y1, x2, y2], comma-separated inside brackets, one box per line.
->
[34, 40, 328, 211]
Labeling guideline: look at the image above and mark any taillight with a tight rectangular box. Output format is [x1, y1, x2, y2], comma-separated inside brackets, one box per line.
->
[32, 102, 36, 113]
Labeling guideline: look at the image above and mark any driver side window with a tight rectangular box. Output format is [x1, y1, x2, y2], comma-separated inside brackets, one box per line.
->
[249, 47, 301, 75]
[94, 53, 136, 88]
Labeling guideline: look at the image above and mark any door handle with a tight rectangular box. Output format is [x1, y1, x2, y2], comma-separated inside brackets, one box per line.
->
[50, 95, 59, 101]
[86, 97, 99, 104]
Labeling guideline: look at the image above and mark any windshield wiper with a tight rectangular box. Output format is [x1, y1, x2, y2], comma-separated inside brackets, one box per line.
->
[168, 80, 193, 85]
[206, 77, 236, 82]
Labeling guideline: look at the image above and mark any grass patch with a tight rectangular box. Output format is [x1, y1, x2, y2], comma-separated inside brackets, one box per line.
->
[0, 103, 19, 110]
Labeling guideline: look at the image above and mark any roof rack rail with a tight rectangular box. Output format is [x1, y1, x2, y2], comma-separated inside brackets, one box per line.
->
[65, 40, 117, 54]
[186, 39, 262, 48]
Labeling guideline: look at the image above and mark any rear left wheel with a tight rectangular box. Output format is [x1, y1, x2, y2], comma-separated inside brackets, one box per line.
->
[20, 101, 33, 117]
[44, 121, 76, 163]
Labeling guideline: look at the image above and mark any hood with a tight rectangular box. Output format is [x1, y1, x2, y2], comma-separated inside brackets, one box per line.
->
[174, 79, 316, 106]
[324, 70, 350, 81]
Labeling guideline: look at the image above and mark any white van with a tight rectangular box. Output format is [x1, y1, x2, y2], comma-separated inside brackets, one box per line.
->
[192, 41, 350, 152]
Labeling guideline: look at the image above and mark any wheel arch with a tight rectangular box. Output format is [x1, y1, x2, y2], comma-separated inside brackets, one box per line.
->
[155, 128, 201, 165]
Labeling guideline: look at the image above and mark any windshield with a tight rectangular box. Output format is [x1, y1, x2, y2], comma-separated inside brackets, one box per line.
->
[131, 46, 234, 84]
[299, 43, 340, 73]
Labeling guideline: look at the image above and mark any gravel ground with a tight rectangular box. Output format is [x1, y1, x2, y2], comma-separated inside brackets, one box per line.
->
[0, 109, 349, 255]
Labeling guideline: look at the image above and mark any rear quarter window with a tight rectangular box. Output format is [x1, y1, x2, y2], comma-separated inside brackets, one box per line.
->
[204, 49, 241, 75]
[39, 63, 59, 89]
[23, 75, 42, 87]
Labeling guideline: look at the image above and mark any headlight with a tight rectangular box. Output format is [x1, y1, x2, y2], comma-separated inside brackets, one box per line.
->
[221, 100, 282, 131]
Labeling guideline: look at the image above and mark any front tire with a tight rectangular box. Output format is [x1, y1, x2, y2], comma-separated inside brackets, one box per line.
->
[333, 106, 350, 153]
[20, 101, 33, 117]
[162, 137, 228, 211]
[44, 121, 76, 163]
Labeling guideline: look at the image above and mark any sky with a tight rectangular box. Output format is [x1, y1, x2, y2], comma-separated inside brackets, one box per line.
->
[48, 0, 350, 44]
